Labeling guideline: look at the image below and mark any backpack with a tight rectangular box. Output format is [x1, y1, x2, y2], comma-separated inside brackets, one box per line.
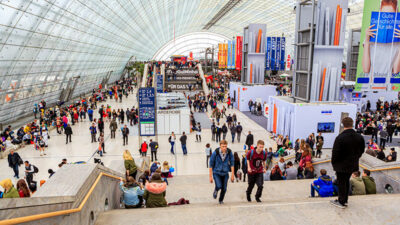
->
[236, 125, 242, 133]
[168, 136, 172, 143]
[250, 150, 266, 160]
[33, 165, 39, 173]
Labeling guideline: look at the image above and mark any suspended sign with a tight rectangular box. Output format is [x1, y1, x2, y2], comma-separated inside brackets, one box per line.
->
[266, 37, 286, 71]
[138, 87, 156, 136]
[236, 36, 243, 71]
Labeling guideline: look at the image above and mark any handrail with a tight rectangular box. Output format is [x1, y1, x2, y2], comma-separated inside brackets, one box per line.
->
[0, 172, 121, 225]
[312, 159, 400, 172]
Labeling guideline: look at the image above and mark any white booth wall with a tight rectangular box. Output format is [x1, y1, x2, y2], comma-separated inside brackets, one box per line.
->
[229, 82, 277, 112]
[267, 96, 357, 149]
[157, 108, 190, 135]
[340, 89, 398, 111]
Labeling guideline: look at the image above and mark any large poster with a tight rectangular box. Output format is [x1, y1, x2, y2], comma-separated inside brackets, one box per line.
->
[138, 87, 156, 136]
[355, 0, 400, 91]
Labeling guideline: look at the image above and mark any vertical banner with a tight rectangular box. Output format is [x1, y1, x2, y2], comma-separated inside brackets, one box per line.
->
[271, 37, 276, 71]
[218, 43, 222, 69]
[355, 0, 400, 91]
[276, 37, 281, 71]
[266, 37, 271, 70]
[138, 87, 156, 136]
[156, 75, 163, 93]
[227, 41, 232, 69]
[280, 37, 286, 71]
[224, 43, 228, 69]
[236, 36, 243, 71]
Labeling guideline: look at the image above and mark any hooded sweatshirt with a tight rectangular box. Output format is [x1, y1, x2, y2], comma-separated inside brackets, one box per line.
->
[312, 175, 334, 197]
[350, 177, 366, 195]
[362, 176, 377, 194]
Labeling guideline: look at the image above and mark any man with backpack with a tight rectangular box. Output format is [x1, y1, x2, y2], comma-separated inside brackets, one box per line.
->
[24, 161, 38, 188]
[209, 140, 235, 204]
[211, 121, 216, 142]
[246, 140, 267, 202]
[236, 122, 243, 142]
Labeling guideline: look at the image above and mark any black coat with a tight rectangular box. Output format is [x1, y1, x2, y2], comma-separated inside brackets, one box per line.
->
[8, 152, 22, 167]
[64, 126, 73, 135]
[245, 134, 254, 146]
[331, 129, 365, 173]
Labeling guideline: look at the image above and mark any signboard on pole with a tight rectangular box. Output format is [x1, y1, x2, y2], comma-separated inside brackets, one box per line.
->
[138, 87, 156, 136]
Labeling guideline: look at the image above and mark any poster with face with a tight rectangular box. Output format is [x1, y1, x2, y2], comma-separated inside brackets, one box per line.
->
[356, 0, 400, 91]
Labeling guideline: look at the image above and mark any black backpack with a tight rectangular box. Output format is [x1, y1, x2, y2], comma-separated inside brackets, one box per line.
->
[237, 125, 242, 133]
[33, 165, 39, 173]
[168, 136, 172, 143]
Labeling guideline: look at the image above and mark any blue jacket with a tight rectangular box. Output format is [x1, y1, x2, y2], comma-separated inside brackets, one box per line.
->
[119, 182, 144, 206]
[209, 148, 234, 175]
[313, 175, 334, 197]
[88, 109, 93, 115]
[90, 126, 97, 134]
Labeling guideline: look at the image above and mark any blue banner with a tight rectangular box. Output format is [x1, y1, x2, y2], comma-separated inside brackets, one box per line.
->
[266, 37, 271, 70]
[227, 41, 231, 69]
[232, 40, 236, 69]
[276, 37, 281, 71]
[138, 87, 156, 136]
[280, 37, 286, 71]
[156, 75, 163, 93]
[271, 37, 276, 71]
[370, 12, 400, 43]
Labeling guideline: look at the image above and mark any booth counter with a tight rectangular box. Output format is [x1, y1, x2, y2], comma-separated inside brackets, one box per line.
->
[229, 82, 277, 112]
[156, 93, 190, 135]
[340, 89, 398, 111]
[267, 96, 357, 149]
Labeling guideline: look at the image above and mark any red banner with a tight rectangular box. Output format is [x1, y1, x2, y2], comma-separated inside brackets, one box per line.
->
[236, 36, 243, 71]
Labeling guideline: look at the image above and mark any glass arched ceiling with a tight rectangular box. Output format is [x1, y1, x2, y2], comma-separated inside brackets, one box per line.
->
[152, 32, 229, 60]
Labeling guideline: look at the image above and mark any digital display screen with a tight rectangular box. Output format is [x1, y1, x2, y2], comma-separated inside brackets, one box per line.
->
[317, 122, 335, 133]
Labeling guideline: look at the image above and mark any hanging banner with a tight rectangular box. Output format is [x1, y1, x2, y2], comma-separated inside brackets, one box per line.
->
[280, 37, 286, 71]
[286, 54, 291, 71]
[271, 37, 276, 71]
[266, 37, 272, 70]
[156, 75, 163, 93]
[228, 41, 232, 69]
[218, 43, 223, 69]
[224, 43, 228, 69]
[276, 37, 281, 71]
[236, 36, 243, 71]
[232, 40, 236, 69]
[355, 0, 400, 91]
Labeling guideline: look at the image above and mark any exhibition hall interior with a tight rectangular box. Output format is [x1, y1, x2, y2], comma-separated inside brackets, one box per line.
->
[1, 0, 400, 224]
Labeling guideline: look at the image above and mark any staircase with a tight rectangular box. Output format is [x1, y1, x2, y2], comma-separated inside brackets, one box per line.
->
[95, 174, 400, 225]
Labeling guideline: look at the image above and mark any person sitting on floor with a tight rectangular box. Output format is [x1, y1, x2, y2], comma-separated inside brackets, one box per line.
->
[310, 169, 334, 197]
[376, 148, 386, 161]
[119, 176, 144, 208]
[270, 165, 284, 180]
[350, 171, 366, 195]
[304, 162, 315, 179]
[362, 169, 377, 195]
[284, 161, 297, 180]
[386, 148, 397, 162]
[143, 173, 167, 208]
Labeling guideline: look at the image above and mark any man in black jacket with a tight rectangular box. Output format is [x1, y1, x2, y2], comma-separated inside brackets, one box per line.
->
[330, 117, 365, 209]
[65, 124, 73, 144]
[245, 131, 254, 150]
[122, 125, 129, 146]
[180, 132, 187, 155]
[8, 150, 22, 178]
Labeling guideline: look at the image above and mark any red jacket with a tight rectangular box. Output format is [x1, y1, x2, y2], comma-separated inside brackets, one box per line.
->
[141, 142, 148, 152]
[299, 155, 312, 168]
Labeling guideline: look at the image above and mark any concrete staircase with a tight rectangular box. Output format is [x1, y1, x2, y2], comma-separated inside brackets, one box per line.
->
[95, 174, 400, 225]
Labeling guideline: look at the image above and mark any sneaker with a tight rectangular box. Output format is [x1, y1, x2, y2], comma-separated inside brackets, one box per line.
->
[213, 190, 218, 199]
[256, 198, 262, 203]
[219, 201, 224, 204]
[330, 200, 346, 209]
[246, 193, 251, 202]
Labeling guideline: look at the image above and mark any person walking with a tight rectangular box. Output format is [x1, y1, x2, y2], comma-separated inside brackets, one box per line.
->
[8, 150, 22, 179]
[109, 119, 118, 139]
[180, 132, 188, 155]
[330, 117, 365, 209]
[230, 125, 236, 143]
[141, 140, 148, 157]
[98, 118, 104, 134]
[211, 122, 216, 142]
[245, 131, 254, 150]
[196, 123, 202, 142]
[123, 150, 137, 179]
[209, 140, 235, 204]
[169, 132, 176, 154]
[65, 124, 72, 144]
[222, 123, 228, 141]
[236, 122, 243, 143]
[99, 132, 106, 154]
[149, 139, 159, 161]
[205, 143, 212, 168]
[122, 125, 129, 146]
[379, 128, 388, 150]
[215, 123, 222, 143]
[246, 140, 266, 202]
[90, 123, 97, 143]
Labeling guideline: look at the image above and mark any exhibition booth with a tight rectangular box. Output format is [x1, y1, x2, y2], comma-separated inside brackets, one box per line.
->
[229, 82, 277, 112]
[156, 93, 190, 135]
[267, 96, 357, 149]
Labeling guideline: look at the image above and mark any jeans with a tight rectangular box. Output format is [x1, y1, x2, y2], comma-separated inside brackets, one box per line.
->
[231, 133, 235, 143]
[89, 115, 93, 122]
[237, 133, 241, 142]
[213, 173, 229, 202]
[380, 138, 386, 149]
[206, 156, 210, 168]
[151, 151, 157, 161]
[91, 133, 96, 143]
[222, 133, 227, 141]
[310, 184, 320, 197]
[123, 135, 128, 145]
[212, 133, 216, 141]
[336, 172, 352, 205]
[182, 144, 187, 155]
[216, 133, 221, 143]
[12, 164, 19, 178]
[66, 134, 71, 143]
[170, 142, 175, 154]
[246, 173, 264, 199]
[111, 130, 115, 139]
[196, 134, 201, 142]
